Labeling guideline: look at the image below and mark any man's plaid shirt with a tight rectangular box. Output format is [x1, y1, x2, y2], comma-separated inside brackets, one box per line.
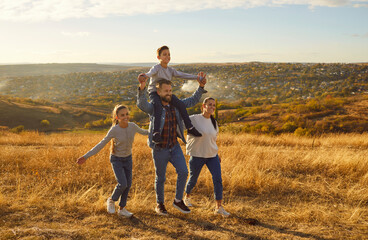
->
[158, 104, 178, 148]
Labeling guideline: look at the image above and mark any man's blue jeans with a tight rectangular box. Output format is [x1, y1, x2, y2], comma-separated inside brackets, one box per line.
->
[110, 155, 132, 208]
[152, 143, 188, 203]
[185, 155, 223, 200]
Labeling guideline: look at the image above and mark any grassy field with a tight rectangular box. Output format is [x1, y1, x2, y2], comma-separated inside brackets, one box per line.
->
[0, 131, 367, 239]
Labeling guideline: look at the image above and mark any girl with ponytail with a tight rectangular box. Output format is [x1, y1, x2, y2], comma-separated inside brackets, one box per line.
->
[77, 105, 148, 218]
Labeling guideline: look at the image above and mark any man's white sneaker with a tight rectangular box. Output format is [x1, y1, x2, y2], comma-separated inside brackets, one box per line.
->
[106, 198, 115, 214]
[214, 206, 230, 217]
[183, 197, 192, 207]
[118, 208, 133, 218]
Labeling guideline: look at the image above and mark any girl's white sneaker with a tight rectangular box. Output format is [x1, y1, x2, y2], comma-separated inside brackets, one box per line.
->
[118, 207, 133, 218]
[183, 197, 193, 207]
[106, 198, 115, 214]
[214, 206, 230, 217]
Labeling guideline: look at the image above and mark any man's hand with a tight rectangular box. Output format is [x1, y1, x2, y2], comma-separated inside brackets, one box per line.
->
[197, 72, 207, 88]
[138, 73, 147, 90]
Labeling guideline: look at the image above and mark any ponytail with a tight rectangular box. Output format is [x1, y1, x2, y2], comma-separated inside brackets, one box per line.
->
[210, 115, 217, 130]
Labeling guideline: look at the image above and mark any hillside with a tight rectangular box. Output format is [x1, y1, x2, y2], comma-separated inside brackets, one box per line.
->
[215, 95, 368, 135]
[1, 62, 367, 105]
[0, 96, 108, 130]
[0, 63, 132, 78]
[0, 62, 367, 133]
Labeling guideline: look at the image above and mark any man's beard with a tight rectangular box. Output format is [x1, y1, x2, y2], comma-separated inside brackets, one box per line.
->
[161, 94, 172, 103]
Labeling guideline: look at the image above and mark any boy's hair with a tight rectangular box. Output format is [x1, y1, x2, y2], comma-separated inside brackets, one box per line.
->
[156, 79, 172, 90]
[157, 45, 169, 56]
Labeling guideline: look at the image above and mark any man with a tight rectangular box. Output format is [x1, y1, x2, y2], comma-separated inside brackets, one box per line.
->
[137, 74, 207, 215]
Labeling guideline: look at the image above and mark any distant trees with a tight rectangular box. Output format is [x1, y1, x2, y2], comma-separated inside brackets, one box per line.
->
[40, 120, 50, 128]
[11, 125, 24, 133]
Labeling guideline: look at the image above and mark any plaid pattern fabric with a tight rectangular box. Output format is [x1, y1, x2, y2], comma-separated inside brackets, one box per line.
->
[158, 105, 178, 148]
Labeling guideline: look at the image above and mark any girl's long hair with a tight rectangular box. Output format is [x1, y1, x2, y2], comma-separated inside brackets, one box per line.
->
[202, 97, 217, 130]
[110, 105, 129, 154]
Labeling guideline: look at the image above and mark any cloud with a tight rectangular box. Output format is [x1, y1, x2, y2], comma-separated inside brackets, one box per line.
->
[0, 0, 367, 22]
[61, 31, 90, 37]
[353, 3, 368, 7]
[352, 32, 368, 38]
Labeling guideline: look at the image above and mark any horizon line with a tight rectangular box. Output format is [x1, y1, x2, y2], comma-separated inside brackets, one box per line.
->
[0, 61, 367, 66]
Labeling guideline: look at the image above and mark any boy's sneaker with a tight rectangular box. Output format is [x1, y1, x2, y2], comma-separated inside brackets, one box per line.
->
[155, 203, 168, 216]
[187, 127, 202, 137]
[183, 197, 192, 207]
[117, 207, 133, 218]
[214, 206, 230, 217]
[106, 198, 115, 214]
[173, 200, 190, 214]
[152, 132, 162, 144]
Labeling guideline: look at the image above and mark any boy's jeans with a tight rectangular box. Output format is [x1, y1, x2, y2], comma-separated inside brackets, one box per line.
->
[152, 143, 188, 203]
[185, 155, 223, 200]
[110, 155, 132, 208]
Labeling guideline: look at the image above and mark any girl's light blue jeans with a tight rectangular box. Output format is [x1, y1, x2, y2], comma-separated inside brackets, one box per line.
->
[110, 155, 132, 208]
[185, 155, 223, 201]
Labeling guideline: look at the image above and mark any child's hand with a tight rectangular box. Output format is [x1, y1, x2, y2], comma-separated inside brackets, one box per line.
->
[76, 156, 87, 165]
[138, 74, 146, 90]
[197, 72, 207, 87]
[138, 73, 147, 84]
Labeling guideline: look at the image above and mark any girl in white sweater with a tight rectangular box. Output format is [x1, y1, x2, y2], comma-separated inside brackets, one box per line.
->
[184, 97, 230, 216]
[76, 105, 148, 217]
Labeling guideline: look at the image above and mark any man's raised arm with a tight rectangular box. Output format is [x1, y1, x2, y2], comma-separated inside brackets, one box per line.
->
[136, 74, 153, 114]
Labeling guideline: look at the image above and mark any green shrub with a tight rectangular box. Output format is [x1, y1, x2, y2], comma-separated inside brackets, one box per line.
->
[40, 119, 50, 128]
[294, 127, 309, 136]
[251, 122, 275, 134]
[131, 110, 148, 122]
[219, 123, 250, 134]
[282, 121, 298, 133]
[11, 125, 24, 133]
[92, 119, 105, 127]
[103, 118, 112, 126]
[249, 107, 262, 114]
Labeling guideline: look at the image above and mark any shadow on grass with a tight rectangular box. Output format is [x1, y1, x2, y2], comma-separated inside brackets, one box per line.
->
[172, 213, 266, 240]
[232, 214, 331, 240]
[110, 209, 331, 240]
[172, 213, 331, 240]
[115, 213, 212, 240]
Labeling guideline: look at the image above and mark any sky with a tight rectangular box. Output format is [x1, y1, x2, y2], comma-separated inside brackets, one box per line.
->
[0, 0, 367, 64]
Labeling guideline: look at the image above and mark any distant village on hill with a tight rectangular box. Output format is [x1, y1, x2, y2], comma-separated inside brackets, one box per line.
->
[1, 62, 367, 106]
[1, 62, 368, 135]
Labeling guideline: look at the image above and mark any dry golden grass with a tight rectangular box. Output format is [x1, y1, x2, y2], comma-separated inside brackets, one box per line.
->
[1, 131, 368, 239]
